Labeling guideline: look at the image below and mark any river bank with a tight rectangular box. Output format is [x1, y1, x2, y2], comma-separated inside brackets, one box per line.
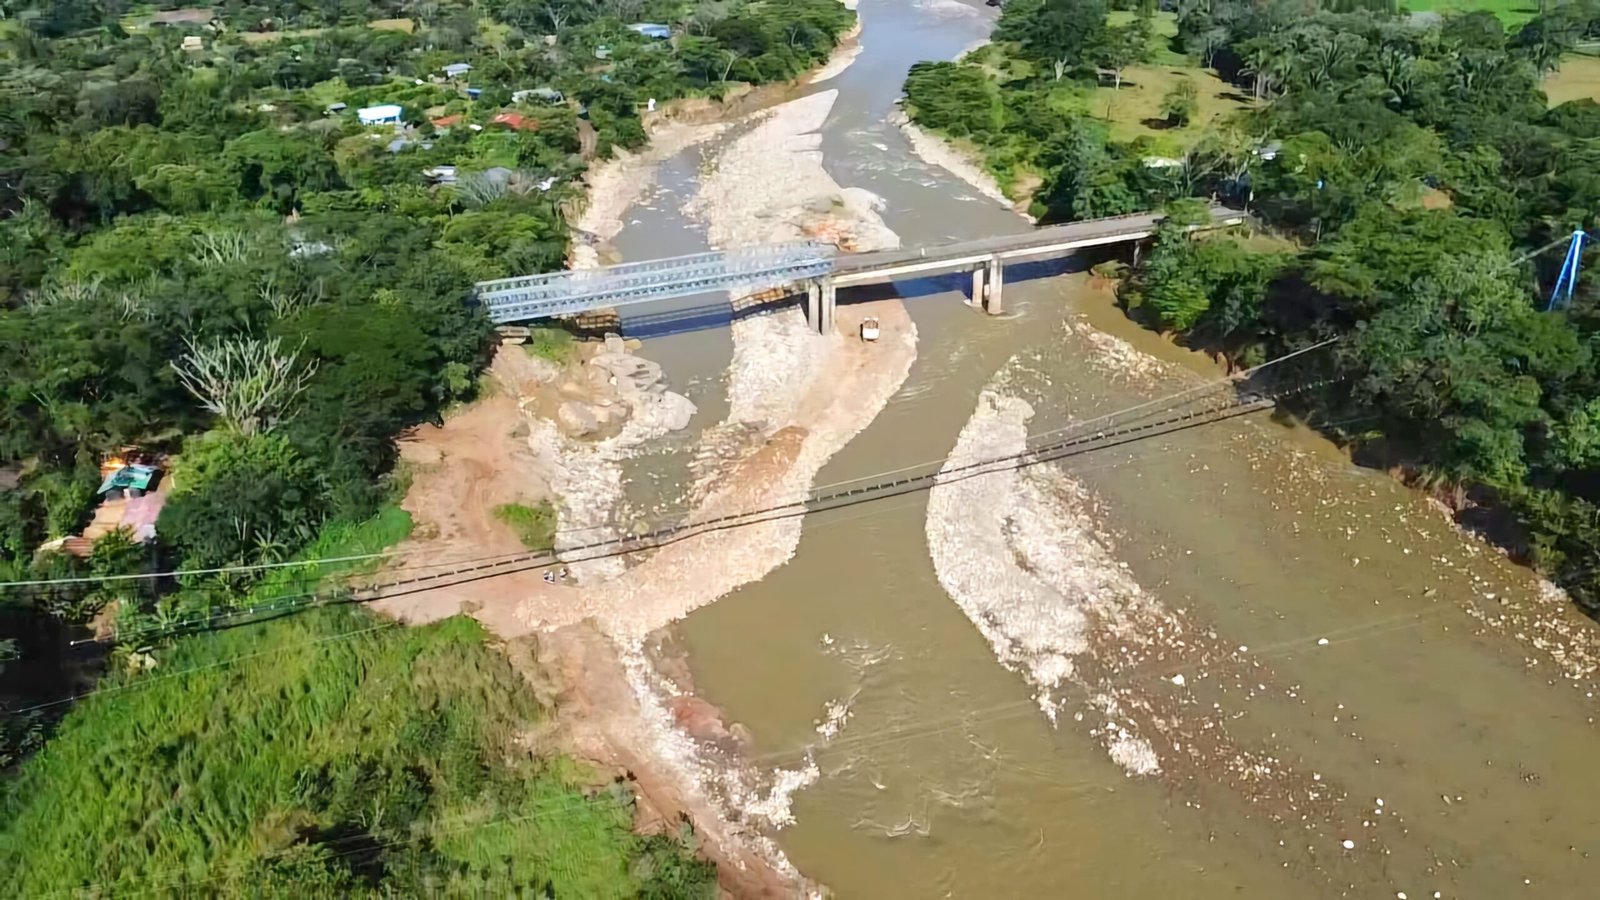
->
[382, 13, 921, 890]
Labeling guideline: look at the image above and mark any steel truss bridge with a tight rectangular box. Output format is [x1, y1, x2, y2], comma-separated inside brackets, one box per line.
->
[476, 207, 1247, 325]
[477, 242, 834, 323]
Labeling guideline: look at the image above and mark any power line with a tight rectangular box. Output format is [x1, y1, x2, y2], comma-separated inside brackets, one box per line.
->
[6, 412, 1273, 717]
[73, 387, 1301, 646]
[0, 339, 1336, 593]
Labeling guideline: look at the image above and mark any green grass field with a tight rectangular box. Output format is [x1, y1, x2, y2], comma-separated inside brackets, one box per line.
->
[1089, 12, 1250, 156]
[525, 325, 580, 365]
[1401, 0, 1542, 25]
[1079, 66, 1250, 157]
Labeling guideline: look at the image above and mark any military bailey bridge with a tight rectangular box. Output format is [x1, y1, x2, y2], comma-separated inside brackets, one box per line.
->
[475, 206, 1248, 334]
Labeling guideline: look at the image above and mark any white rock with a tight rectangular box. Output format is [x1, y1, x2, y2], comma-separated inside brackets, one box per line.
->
[1342, 839, 1356, 850]
[556, 401, 600, 437]
[1317, 637, 1330, 646]
[1170, 674, 1186, 687]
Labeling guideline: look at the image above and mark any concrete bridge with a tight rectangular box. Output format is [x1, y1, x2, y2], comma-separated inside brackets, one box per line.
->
[478, 206, 1246, 333]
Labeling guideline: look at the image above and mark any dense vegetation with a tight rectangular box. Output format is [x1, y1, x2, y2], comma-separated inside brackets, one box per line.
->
[0, 591, 713, 895]
[1, 0, 855, 889]
[908, 0, 1600, 613]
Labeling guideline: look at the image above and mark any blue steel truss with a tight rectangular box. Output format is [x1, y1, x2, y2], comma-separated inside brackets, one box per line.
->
[478, 242, 835, 323]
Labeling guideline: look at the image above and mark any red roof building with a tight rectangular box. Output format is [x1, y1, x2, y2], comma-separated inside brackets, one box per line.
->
[431, 114, 464, 129]
[490, 112, 539, 132]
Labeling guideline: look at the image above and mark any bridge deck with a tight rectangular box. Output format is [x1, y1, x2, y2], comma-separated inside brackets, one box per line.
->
[478, 207, 1245, 323]
[830, 207, 1245, 285]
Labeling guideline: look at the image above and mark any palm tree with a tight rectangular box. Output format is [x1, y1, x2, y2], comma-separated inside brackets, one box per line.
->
[1378, 47, 1417, 106]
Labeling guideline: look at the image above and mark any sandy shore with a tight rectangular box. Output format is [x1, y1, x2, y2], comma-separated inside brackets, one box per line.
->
[925, 355, 1409, 884]
[809, 16, 864, 85]
[570, 121, 730, 269]
[896, 113, 1013, 210]
[895, 110, 1033, 220]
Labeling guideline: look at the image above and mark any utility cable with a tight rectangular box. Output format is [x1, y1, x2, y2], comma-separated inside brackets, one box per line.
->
[0, 340, 1337, 592]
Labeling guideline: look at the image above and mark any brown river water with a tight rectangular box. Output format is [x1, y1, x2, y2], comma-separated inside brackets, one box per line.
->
[604, 1, 1600, 896]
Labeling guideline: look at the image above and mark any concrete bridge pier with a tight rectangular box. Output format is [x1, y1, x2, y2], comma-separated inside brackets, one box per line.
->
[805, 278, 837, 335]
[982, 256, 1004, 315]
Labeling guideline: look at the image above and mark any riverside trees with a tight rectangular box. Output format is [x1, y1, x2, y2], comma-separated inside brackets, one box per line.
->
[0, 0, 853, 890]
[916, 0, 1600, 612]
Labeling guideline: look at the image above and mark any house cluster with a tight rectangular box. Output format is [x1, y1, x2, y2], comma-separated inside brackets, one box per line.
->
[332, 62, 568, 132]
[316, 60, 577, 193]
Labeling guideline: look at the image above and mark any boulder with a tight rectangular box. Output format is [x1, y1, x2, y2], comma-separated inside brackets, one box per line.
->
[630, 390, 696, 433]
[556, 401, 600, 437]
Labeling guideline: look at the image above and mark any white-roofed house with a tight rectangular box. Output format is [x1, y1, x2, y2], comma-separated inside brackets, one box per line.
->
[357, 104, 404, 126]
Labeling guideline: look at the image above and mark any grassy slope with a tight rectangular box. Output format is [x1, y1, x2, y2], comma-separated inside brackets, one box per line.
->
[953, 12, 1248, 184]
[1, 511, 704, 897]
[1086, 13, 1249, 157]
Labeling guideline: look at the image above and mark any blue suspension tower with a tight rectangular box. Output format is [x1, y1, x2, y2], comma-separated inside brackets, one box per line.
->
[1547, 228, 1588, 312]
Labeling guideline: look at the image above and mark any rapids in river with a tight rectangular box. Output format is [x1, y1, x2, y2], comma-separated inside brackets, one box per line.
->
[595, 1, 1600, 896]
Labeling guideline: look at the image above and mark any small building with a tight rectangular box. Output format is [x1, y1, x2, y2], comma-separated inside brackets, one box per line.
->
[628, 23, 671, 39]
[594, 45, 612, 60]
[180, 35, 204, 51]
[491, 111, 539, 132]
[423, 165, 458, 184]
[442, 62, 473, 79]
[513, 87, 564, 104]
[466, 87, 482, 99]
[325, 101, 348, 114]
[431, 114, 463, 129]
[357, 104, 404, 126]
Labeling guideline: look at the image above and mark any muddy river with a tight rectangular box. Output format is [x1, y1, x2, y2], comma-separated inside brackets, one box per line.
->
[601, 1, 1600, 896]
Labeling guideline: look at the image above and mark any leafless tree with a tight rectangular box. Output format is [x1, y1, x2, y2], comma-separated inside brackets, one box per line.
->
[171, 335, 318, 436]
[545, 4, 571, 33]
[259, 275, 307, 319]
[603, 0, 643, 21]
[190, 230, 258, 267]
[25, 277, 102, 310]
